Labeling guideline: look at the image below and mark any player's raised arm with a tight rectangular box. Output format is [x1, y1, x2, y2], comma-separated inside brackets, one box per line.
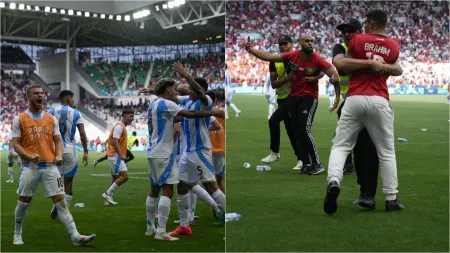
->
[244, 42, 284, 62]
[177, 109, 225, 119]
[173, 61, 209, 106]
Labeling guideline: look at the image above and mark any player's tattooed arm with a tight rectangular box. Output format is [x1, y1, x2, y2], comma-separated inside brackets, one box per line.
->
[173, 61, 209, 106]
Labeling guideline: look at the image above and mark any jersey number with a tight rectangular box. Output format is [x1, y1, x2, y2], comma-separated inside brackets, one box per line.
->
[59, 117, 68, 135]
[57, 177, 63, 188]
[197, 166, 202, 176]
[365, 52, 386, 63]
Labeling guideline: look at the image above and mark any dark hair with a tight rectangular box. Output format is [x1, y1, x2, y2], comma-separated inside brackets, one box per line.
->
[366, 9, 388, 26]
[214, 88, 225, 101]
[206, 90, 216, 103]
[194, 77, 208, 91]
[122, 109, 134, 116]
[59, 90, 74, 100]
[154, 78, 176, 96]
[132, 131, 137, 136]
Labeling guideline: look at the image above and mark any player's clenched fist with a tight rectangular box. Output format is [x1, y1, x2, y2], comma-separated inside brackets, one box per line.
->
[28, 153, 40, 163]
[55, 156, 63, 166]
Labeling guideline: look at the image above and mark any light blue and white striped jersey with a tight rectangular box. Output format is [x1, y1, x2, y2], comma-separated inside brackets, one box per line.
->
[146, 98, 182, 159]
[177, 95, 213, 152]
[49, 105, 84, 153]
[224, 70, 231, 88]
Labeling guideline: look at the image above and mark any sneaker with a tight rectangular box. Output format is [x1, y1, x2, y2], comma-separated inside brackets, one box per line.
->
[299, 164, 311, 175]
[323, 180, 340, 214]
[145, 226, 157, 236]
[261, 152, 280, 164]
[6, 179, 11, 183]
[93, 160, 98, 167]
[72, 234, 96, 246]
[359, 195, 376, 210]
[309, 164, 325, 175]
[235, 111, 241, 118]
[50, 205, 58, 219]
[102, 193, 116, 205]
[154, 232, 179, 241]
[343, 164, 355, 175]
[13, 233, 24, 245]
[292, 160, 303, 170]
[385, 199, 404, 212]
[168, 225, 192, 236]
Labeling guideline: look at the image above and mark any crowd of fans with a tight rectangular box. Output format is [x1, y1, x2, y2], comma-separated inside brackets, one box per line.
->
[226, 0, 449, 87]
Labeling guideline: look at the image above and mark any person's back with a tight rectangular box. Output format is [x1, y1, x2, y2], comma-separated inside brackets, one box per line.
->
[49, 105, 82, 152]
[147, 98, 180, 158]
[347, 33, 400, 100]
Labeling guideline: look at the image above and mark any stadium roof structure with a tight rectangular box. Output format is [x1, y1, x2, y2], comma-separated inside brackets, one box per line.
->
[0, 0, 225, 47]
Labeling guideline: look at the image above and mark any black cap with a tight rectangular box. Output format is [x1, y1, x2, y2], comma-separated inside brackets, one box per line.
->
[278, 35, 293, 43]
[336, 18, 362, 31]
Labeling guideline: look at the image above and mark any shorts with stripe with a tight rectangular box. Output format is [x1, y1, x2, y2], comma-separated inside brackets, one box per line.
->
[108, 157, 128, 175]
[178, 148, 216, 184]
[147, 154, 179, 186]
[58, 152, 78, 177]
[212, 153, 225, 176]
[8, 154, 20, 164]
[17, 162, 65, 198]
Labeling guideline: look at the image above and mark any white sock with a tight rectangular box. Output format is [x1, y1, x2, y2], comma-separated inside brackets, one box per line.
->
[65, 194, 73, 208]
[211, 189, 226, 213]
[225, 104, 229, 118]
[8, 167, 13, 180]
[55, 199, 80, 239]
[229, 103, 240, 113]
[146, 196, 158, 228]
[191, 185, 220, 213]
[14, 201, 30, 234]
[156, 196, 172, 234]
[268, 104, 275, 119]
[106, 183, 119, 195]
[189, 190, 197, 222]
[176, 193, 190, 227]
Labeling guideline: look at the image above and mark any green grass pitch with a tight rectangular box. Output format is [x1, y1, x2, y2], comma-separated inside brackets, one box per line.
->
[225, 95, 449, 252]
[1, 152, 225, 252]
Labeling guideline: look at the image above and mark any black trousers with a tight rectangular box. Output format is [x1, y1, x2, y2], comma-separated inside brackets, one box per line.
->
[288, 96, 320, 165]
[97, 149, 135, 164]
[269, 98, 300, 160]
[337, 100, 379, 197]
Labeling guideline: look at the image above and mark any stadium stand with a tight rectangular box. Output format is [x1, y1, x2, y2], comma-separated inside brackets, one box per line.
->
[226, 1, 449, 89]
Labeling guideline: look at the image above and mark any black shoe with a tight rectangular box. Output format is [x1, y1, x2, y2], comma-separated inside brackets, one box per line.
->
[309, 164, 325, 175]
[359, 196, 376, 210]
[324, 181, 340, 214]
[343, 164, 355, 175]
[385, 199, 404, 212]
[299, 164, 311, 175]
[50, 206, 58, 219]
